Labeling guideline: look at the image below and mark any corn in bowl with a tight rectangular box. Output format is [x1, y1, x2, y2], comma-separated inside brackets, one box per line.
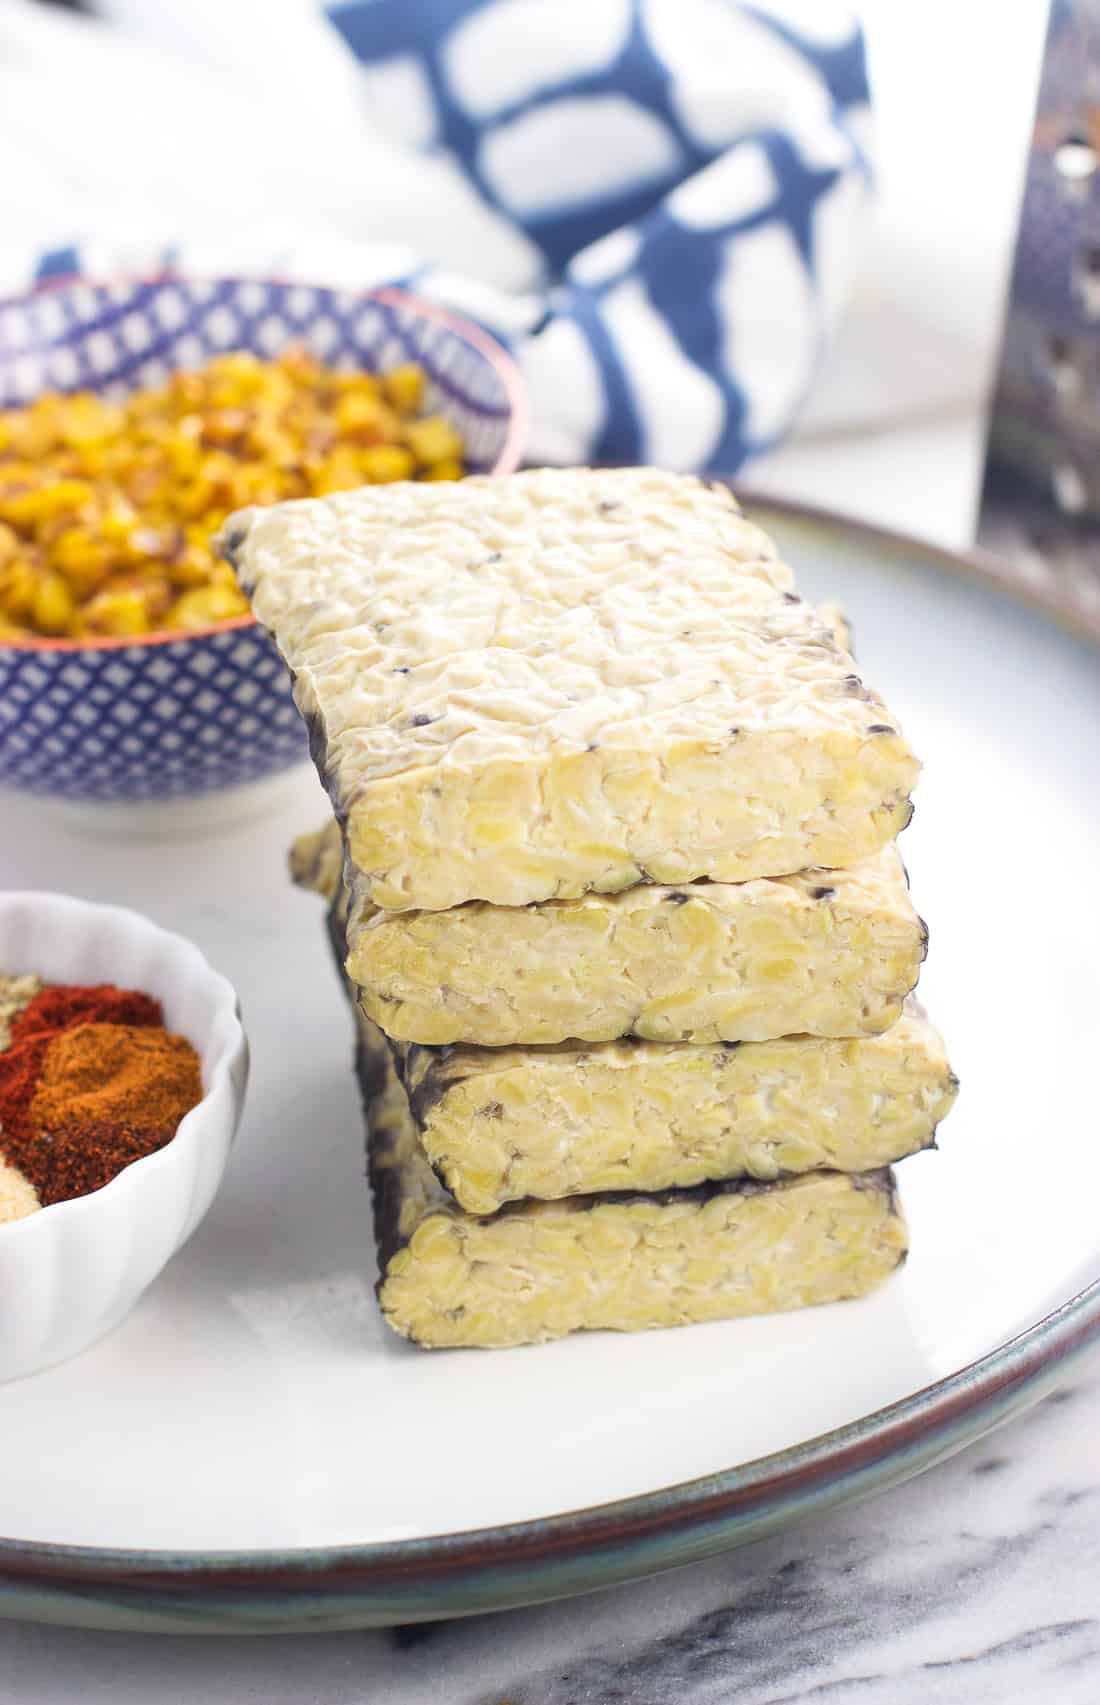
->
[0, 348, 466, 642]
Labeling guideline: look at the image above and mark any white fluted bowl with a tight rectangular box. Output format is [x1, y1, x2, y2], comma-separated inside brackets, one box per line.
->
[0, 892, 248, 1382]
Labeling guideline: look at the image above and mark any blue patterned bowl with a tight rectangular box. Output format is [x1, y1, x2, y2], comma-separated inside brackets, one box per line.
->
[0, 277, 527, 802]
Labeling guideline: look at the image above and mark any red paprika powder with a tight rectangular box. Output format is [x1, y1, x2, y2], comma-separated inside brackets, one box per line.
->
[0, 1034, 55, 1152]
[10, 984, 161, 1044]
[0, 980, 202, 1210]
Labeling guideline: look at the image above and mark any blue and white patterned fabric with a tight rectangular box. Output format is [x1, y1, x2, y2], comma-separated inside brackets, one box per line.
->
[17, 0, 872, 473]
[324, 0, 872, 469]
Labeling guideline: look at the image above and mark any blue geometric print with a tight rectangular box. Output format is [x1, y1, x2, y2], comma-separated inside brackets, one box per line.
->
[0, 626, 307, 803]
[325, 0, 872, 469]
[328, 0, 869, 272]
[330, 0, 708, 273]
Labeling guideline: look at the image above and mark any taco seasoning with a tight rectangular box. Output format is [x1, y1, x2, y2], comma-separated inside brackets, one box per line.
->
[0, 976, 202, 1222]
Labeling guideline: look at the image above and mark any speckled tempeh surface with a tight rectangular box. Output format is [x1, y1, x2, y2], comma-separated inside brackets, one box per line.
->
[393, 1000, 955, 1215]
[229, 468, 918, 912]
[355, 1010, 909, 1349]
[293, 826, 954, 1216]
[293, 821, 927, 1047]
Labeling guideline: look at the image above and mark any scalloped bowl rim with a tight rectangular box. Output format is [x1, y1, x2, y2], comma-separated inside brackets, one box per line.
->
[0, 889, 247, 1244]
[0, 277, 529, 655]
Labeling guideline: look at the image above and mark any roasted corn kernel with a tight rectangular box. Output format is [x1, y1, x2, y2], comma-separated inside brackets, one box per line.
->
[420, 457, 465, 482]
[382, 363, 425, 413]
[0, 349, 465, 639]
[404, 416, 464, 468]
[360, 445, 416, 483]
[32, 572, 75, 636]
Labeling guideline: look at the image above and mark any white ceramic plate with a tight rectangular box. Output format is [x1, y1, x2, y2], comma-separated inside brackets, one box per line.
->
[0, 500, 1097, 1633]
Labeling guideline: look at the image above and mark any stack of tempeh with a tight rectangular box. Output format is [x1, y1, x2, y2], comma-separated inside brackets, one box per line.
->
[224, 467, 956, 1348]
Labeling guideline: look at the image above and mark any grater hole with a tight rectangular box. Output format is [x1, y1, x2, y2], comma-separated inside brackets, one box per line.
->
[1072, 246, 1100, 317]
[1052, 462, 1088, 514]
[1044, 331, 1081, 394]
[1054, 135, 1099, 180]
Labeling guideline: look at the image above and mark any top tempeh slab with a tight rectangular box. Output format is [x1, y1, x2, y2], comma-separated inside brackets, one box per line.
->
[225, 468, 919, 912]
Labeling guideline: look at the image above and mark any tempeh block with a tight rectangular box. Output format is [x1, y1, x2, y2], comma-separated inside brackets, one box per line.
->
[228, 467, 918, 912]
[292, 822, 927, 1047]
[358, 1015, 908, 1349]
[394, 1000, 956, 1214]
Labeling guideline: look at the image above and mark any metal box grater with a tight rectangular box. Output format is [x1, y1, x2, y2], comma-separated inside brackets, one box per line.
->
[978, 0, 1100, 622]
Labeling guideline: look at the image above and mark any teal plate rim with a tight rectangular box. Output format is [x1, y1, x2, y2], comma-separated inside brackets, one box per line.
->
[2, 493, 1099, 1635]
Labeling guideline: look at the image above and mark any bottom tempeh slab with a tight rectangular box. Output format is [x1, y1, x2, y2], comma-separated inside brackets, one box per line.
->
[354, 1010, 909, 1351]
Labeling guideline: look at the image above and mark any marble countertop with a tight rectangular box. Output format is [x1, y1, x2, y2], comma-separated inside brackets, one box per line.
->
[0, 1343, 1096, 1701]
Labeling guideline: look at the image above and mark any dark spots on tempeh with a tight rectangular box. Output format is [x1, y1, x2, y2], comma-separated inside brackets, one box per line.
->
[811, 885, 836, 901]
[868, 724, 895, 735]
[597, 499, 621, 514]
[219, 521, 247, 562]
[392, 665, 410, 675]
[586, 741, 599, 752]
[478, 1102, 504, 1120]
[664, 891, 690, 905]
[850, 1166, 896, 1199]
[782, 591, 801, 604]
[405, 1054, 456, 1128]
[427, 1154, 454, 1193]
[591, 1165, 896, 1213]
[410, 713, 437, 727]
[918, 916, 930, 958]
[729, 725, 741, 737]
[303, 699, 339, 807]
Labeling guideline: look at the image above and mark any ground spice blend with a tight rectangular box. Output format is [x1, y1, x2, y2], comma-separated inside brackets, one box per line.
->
[0, 1034, 54, 1151]
[10, 984, 162, 1044]
[0, 981, 203, 1212]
